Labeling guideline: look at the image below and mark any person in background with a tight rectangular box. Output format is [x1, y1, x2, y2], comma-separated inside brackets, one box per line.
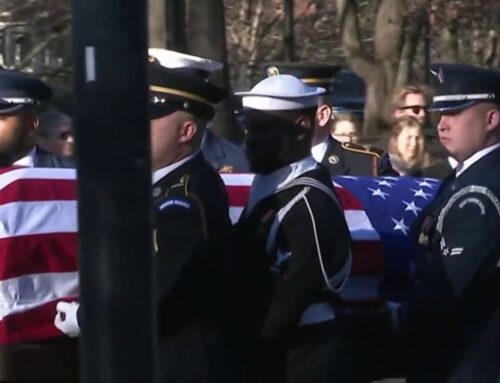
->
[388, 116, 436, 175]
[330, 112, 361, 143]
[392, 84, 433, 124]
[37, 109, 75, 158]
[0, 70, 73, 168]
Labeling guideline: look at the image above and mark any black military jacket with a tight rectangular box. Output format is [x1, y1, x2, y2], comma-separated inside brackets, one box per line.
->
[321, 136, 397, 176]
[152, 153, 239, 383]
[405, 146, 500, 382]
[233, 166, 351, 381]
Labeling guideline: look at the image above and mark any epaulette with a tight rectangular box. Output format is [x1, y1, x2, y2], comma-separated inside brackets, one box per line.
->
[341, 142, 385, 159]
[167, 175, 191, 196]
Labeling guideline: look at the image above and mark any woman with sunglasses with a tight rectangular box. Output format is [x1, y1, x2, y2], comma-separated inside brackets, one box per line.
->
[392, 84, 433, 124]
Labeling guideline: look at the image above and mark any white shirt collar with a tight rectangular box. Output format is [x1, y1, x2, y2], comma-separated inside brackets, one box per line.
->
[311, 137, 328, 163]
[13, 147, 36, 167]
[455, 143, 500, 177]
[152, 151, 199, 184]
[246, 156, 319, 214]
[448, 156, 458, 169]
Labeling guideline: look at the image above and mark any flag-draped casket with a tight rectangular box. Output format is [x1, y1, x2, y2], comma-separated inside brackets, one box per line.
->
[0, 168, 438, 343]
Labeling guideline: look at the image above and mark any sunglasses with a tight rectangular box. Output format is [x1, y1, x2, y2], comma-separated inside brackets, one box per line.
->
[397, 105, 428, 114]
[56, 131, 73, 141]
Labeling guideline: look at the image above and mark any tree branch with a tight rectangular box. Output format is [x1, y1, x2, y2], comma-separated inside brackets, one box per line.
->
[15, 23, 70, 70]
[336, 0, 376, 79]
[395, 5, 427, 89]
[373, 0, 404, 62]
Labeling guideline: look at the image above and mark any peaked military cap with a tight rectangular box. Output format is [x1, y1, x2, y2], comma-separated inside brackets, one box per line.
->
[148, 49, 223, 82]
[236, 74, 326, 111]
[0, 70, 51, 114]
[431, 64, 500, 112]
[264, 62, 341, 92]
[148, 62, 227, 120]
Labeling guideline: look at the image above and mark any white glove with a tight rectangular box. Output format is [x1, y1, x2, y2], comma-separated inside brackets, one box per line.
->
[54, 301, 81, 337]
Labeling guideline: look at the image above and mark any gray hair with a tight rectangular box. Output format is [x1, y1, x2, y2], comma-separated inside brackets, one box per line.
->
[38, 109, 72, 136]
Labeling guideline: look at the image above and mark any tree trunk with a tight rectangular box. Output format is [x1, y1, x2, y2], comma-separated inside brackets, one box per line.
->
[187, 0, 238, 141]
[363, 68, 390, 136]
[337, 0, 425, 135]
[165, 0, 187, 52]
[148, 0, 167, 48]
[283, 0, 295, 61]
[439, 20, 459, 63]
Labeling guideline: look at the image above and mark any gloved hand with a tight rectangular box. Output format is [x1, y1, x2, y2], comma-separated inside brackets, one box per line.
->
[54, 301, 81, 337]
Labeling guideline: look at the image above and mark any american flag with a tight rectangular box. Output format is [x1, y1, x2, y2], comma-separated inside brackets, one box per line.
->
[0, 168, 439, 344]
[221, 174, 440, 305]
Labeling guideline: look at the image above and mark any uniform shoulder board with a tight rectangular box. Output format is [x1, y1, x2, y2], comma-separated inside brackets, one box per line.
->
[341, 142, 384, 159]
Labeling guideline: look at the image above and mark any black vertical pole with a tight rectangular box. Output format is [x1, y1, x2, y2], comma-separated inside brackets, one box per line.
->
[283, 0, 295, 61]
[71, 0, 155, 382]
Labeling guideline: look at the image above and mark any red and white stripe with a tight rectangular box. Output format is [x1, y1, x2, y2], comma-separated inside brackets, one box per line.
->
[0, 168, 386, 344]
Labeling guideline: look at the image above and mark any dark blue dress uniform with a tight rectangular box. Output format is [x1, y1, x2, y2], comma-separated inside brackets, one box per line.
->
[404, 65, 500, 383]
[264, 63, 397, 177]
[320, 135, 396, 176]
[235, 74, 353, 383]
[233, 167, 352, 383]
[149, 63, 242, 383]
[0, 70, 74, 168]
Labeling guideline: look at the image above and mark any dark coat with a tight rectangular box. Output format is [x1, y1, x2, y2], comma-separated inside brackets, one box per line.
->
[405, 146, 500, 383]
[153, 153, 242, 383]
[417, 159, 453, 180]
[321, 136, 398, 176]
[33, 147, 75, 168]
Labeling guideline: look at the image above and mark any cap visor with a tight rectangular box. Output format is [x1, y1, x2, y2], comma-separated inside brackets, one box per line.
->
[148, 104, 182, 120]
[429, 100, 477, 113]
[0, 104, 27, 115]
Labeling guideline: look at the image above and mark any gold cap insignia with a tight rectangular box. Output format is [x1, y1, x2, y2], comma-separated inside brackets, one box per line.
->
[218, 165, 235, 173]
[267, 66, 279, 77]
[328, 155, 339, 165]
[152, 187, 162, 198]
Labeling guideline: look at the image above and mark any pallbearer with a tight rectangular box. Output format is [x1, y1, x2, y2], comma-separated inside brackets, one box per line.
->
[234, 75, 352, 382]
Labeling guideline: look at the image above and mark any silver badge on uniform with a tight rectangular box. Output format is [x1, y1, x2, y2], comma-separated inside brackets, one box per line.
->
[328, 155, 339, 165]
[152, 187, 162, 198]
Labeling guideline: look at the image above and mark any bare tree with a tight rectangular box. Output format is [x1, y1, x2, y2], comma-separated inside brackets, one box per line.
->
[336, 0, 428, 135]
[148, 0, 167, 48]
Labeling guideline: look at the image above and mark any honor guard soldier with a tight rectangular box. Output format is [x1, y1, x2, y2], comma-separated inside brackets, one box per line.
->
[148, 63, 242, 383]
[149, 48, 250, 173]
[56, 62, 242, 383]
[0, 70, 74, 167]
[234, 75, 352, 382]
[402, 64, 500, 382]
[265, 63, 397, 176]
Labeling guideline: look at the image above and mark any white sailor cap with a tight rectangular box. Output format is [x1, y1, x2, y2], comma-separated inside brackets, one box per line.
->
[235, 75, 326, 111]
[148, 49, 223, 78]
